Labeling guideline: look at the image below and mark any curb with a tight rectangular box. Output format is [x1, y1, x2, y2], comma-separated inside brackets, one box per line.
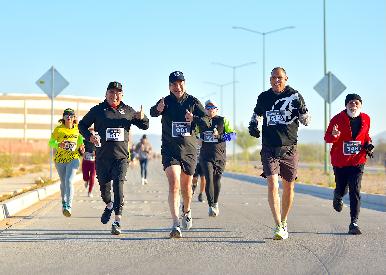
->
[0, 174, 83, 221]
[223, 172, 386, 212]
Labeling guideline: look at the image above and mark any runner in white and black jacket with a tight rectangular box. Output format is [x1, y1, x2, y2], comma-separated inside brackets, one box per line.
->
[79, 81, 149, 235]
[248, 67, 310, 240]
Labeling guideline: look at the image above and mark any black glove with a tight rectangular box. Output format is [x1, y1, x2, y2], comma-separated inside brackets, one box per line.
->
[248, 122, 260, 138]
[364, 143, 375, 158]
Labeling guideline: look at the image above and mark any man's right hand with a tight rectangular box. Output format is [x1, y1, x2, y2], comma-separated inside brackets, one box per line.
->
[248, 122, 260, 138]
[156, 97, 165, 112]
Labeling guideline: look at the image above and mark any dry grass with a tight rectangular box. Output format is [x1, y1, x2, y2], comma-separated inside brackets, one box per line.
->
[226, 161, 386, 195]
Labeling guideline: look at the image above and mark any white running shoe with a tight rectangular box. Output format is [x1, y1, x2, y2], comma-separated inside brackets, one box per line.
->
[213, 203, 220, 216]
[181, 210, 192, 230]
[273, 224, 288, 240]
[170, 225, 182, 238]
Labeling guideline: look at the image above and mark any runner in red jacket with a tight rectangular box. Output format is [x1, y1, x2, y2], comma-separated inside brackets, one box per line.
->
[324, 93, 374, 235]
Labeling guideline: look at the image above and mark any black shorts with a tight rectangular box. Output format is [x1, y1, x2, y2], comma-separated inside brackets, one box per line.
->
[162, 150, 197, 176]
[260, 145, 298, 182]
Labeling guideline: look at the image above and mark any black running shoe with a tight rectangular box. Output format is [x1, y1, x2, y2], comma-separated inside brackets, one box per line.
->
[101, 207, 113, 224]
[333, 192, 343, 212]
[192, 183, 197, 194]
[111, 221, 122, 235]
[348, 222, 362, 235]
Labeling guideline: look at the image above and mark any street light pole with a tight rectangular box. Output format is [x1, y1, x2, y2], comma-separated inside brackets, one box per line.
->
[232, 25, 295, 91]
[212, 61, 256, 160]
[204, 81, 234, 115]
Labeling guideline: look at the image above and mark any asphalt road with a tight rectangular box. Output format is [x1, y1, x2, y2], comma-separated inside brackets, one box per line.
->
[1, 161, 385, 275]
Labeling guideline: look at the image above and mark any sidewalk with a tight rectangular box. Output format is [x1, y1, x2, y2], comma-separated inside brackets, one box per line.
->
[0, 170, 56, 199]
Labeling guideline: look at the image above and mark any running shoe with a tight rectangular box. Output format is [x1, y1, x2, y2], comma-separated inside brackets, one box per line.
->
[198, 193, 205, 203]
[87, 192, 93, 198]
[282, 220, 288, 232]
[111, 221, 122, 235]
[333, 191, 343, 212]
[181, 210, 192, 230]
[213, 203, 219, 217]
[144, 179, 148, 184]
[348, 222, 362, 235]
[84, 181, 88, 189]
[208, 206, 215, 217]
[101, 206, 113, 224]
[273, 224, 288, 240]
[63, 206, 71, 218]
[169, 225, 182, 238]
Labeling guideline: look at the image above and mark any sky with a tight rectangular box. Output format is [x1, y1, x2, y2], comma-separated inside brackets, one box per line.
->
[1, 0, 385, 137]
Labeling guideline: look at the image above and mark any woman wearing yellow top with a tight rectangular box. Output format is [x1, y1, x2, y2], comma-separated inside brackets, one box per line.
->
[49, 108, 84, 217]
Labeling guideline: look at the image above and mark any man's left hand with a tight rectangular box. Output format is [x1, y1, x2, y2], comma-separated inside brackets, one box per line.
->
[185, 109, 193, 122]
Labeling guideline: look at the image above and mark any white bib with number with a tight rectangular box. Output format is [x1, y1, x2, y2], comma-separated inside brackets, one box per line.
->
[84, 152, 95, 161]
[203, 131, 218, 143]
[63, 140, 77, 151]
[343, 141, 361, 155]
[106, 128, 124, 142]
[266, 110, 285, 126]
[172, 122, 191, 137]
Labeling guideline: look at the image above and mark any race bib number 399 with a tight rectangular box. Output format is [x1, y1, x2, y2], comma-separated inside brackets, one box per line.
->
[172, 122, 191, 137]
[106, 128, 124, 142]
[343, 141, 361, 155]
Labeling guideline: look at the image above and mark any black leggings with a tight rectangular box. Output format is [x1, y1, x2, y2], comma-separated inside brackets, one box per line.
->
[96, 158, 128, 215]
[201, 161, 223, 207]
[333, 164, 364, 223]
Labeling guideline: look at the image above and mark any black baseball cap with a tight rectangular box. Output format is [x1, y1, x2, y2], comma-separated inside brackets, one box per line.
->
[107, 81, 123, 91]
[169, 71, 185, 83]
[345, 93, 362, 105]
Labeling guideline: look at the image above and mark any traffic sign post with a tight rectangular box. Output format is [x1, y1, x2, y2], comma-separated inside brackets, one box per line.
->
[36, 66, 69, 179]
[314, 71, 346, 173]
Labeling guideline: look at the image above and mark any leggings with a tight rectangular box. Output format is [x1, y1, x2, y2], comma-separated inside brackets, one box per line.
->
[201, 161, 223, 207]
[82, 159, 96, 193]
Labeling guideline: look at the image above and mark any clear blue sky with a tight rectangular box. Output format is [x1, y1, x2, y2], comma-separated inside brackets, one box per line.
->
[1, 0, 385, 136]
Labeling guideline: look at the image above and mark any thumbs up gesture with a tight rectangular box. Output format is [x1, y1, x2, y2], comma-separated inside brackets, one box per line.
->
[134, 105, 144, 120]
[157, 97, 165, 112]
[185, 109, 193, 122]
[332, 124, 340, 137]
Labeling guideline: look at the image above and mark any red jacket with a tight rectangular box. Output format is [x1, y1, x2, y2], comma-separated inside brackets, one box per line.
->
[324, 110, 371, 168]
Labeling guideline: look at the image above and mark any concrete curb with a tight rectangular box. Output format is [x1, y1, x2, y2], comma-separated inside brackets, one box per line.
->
[0, 174, 83, 221]
[223, 172, 386, 212]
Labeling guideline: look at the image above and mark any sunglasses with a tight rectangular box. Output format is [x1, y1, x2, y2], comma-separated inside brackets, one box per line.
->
[205, 106, 217, 110]
[64, 114, 75, 119]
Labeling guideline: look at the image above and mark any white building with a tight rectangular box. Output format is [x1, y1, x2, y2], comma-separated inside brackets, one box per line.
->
[0, 93, 101, 140]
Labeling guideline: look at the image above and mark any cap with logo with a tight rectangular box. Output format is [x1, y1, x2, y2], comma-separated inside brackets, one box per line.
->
[107, 81, 123, 91]
[205, 99, 218, 109]
[63, 108, 75, 116]
[169, 71, 185, 83]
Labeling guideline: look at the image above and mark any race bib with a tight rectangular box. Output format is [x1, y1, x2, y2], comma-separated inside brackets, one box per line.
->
[84, 152, 95, 161]
[203, 131, 218, 143]
[343, 141, 361, 155]
[172, 122, 191, 137]
[63, 140, 77, 151]
[106, 128, 124, 141]
[266, 110, 285, 126]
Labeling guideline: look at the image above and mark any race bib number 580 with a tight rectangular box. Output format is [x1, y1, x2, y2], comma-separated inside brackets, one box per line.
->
[172, 122, 191, 137]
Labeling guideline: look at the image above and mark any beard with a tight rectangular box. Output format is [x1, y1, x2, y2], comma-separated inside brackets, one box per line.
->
[346, 107, 361, 118]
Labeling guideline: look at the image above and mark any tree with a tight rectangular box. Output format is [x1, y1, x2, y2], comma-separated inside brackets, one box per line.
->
[235, 125, 259, 161]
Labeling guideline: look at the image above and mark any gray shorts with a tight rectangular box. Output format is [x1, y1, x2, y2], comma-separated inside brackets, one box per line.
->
[260, 145, 299, 182]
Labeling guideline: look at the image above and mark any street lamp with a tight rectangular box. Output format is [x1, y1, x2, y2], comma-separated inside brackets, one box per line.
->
[204, 81, 234, 115]
[212, 61, 256, 160]
[232, 25, 295, 91]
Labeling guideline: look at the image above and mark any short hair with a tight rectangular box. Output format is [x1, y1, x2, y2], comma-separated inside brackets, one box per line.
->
[271, 67, 287, 76]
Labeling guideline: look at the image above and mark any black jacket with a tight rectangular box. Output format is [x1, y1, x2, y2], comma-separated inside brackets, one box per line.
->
[79, 100, 149, 160]
[252, 86, 307, 147]
[150, 92, 205, 155]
